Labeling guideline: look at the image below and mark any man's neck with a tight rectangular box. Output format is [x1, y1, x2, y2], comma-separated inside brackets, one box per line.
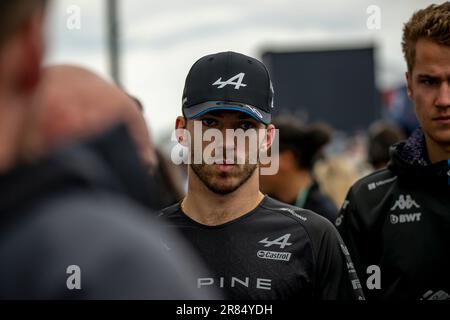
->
[425, 135, 450, 164]
[182, 169, 264, 226]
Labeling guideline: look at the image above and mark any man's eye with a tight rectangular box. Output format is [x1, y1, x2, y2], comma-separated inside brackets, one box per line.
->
[239, 121, 256, 130]
[202, 118, 217, 127]
[421, 78, 438, 86]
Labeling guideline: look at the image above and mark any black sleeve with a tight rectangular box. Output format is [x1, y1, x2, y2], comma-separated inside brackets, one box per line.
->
[312, 218, 365, 300]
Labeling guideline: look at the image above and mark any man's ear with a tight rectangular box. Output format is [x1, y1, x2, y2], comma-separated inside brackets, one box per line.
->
[406, 72, 413, 99]
[175, 116, 186, 130]
[175, 116, 190, 147]
[260, 124, 276, 152]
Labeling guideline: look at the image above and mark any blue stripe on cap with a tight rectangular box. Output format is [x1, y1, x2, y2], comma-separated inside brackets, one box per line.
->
[189, 106, 264, 122]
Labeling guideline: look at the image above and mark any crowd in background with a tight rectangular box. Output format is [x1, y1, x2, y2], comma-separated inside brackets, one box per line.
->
[0, 0, 449, 301]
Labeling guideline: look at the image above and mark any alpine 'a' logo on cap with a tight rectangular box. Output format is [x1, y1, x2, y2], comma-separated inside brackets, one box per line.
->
[213, 73, 247, 90]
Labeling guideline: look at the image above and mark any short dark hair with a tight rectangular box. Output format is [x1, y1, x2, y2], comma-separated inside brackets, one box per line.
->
[0, 1, 46, 49]
[402, 2, 450, 72]
[274, 115, 332, 171]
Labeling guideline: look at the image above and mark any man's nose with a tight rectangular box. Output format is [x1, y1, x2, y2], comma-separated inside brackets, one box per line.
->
[221, 129, 236, 149]
[435, 82, 450, 108]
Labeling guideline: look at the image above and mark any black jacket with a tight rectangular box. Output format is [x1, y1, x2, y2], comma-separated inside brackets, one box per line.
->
[0, 125, 211, 299]
[336, 128, 450, 300]
[161, 196, 365, 300]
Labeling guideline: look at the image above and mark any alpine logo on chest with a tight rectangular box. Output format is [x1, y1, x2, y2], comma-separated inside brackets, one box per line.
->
[257, 234, 292, 262]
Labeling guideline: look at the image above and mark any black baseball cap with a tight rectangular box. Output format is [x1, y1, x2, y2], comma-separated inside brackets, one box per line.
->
[182, 51, 274, 125]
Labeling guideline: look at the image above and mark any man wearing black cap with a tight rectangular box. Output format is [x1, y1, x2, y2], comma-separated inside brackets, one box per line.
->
[161, 51, 365, 300]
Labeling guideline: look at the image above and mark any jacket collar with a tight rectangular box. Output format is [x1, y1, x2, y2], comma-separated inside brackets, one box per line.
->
[395, 127, 429, 166]
[389, 127, 449, 185]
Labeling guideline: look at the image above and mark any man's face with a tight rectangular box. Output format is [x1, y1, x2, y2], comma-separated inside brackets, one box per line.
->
[184, 110, 269, 195]
[407, 39, 450, 147]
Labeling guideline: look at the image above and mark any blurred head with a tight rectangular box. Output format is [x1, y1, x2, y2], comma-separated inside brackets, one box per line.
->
[0, 1, 47, 172]
[26, 65, 157, 169]
[0, 1, 46, 73]
[260, 115, 332, 197]
[368, 121, 405, 169]
[403, 2, 450, 161]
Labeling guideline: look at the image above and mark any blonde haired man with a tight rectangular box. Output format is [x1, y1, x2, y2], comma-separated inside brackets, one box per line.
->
[337, 2, 450, 300]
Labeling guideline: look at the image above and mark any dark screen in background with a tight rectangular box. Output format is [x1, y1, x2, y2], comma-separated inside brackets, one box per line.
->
[262, 47, 381, 133]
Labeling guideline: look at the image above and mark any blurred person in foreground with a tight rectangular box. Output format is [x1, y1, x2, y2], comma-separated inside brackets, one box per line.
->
[0, 1, 212, 299]
[260, 116, 338, 223]
[25, 69, 158, 170]
[128, 95, 186, 208]
[32, 67, 190, 212]
[24, 65, 164, 210]
[337, 2, 450, 300]
[152, 149, 186, 208]
[160, 51, 365, 300]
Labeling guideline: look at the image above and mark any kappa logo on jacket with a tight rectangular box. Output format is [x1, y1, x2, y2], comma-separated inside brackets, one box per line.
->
[389, 194, 422, 225]
[390, 194, 420, 211]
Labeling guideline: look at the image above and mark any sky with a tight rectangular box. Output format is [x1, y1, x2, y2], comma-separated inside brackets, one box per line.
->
[45, 0, 443, 142]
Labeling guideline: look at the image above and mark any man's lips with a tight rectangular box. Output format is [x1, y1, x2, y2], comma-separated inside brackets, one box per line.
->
[215, 164, 235, 173]
[212, 160, 237, 172]
[433, 115, 450, 124]
[212, 159, 238, 165]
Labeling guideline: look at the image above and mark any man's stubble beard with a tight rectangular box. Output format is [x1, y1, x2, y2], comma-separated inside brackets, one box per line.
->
[190, 163, 258, 195]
